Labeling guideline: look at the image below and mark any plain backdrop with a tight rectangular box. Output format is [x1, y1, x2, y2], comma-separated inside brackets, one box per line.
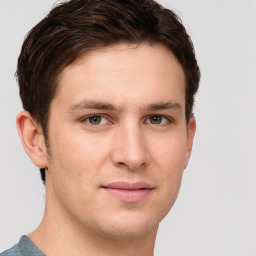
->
[0, 0, 255, 255]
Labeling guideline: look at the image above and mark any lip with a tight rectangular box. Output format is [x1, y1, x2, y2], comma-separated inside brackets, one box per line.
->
[101, 182, 154, 202]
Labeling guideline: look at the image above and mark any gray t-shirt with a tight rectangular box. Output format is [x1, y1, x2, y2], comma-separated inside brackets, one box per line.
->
[0, 236, 45, 256]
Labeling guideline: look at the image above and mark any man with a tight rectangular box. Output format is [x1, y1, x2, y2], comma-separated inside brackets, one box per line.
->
[1, 0, 200, 255]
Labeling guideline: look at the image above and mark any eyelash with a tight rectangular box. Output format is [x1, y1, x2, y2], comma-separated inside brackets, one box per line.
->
[80, 114, 174, 126]
[145, 115, 174, 125]
[80, 114, 111, 125]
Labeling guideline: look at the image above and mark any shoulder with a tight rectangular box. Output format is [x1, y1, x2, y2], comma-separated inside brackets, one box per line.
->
[0, 244, 21, 256]
[0, 236, 45, 256]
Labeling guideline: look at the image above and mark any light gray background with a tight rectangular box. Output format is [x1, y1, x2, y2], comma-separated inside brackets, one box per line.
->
[0, 0, 255, 255]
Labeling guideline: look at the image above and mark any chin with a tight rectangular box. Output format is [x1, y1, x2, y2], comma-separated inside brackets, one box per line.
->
[93, 210, 162, 240]
[102, 224, 158, 240]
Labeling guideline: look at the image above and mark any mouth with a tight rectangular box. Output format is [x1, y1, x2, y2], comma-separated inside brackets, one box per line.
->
[101, 182, 154, 202]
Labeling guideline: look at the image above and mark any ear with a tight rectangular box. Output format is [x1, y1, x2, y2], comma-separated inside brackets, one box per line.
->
[184, 115, 196, 169]
[16, 110, 48, 168]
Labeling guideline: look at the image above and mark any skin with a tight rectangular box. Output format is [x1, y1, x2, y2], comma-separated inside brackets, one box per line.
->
[17, 43, 196, 256]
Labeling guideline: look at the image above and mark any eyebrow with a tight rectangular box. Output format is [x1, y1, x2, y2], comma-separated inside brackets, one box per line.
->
[67, 100, 182, 113]
[67, 100, 116, 112]
[144, 102, 182, 111]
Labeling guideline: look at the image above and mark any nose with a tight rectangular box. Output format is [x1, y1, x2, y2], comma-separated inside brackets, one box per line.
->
[110, 122, 149, 171]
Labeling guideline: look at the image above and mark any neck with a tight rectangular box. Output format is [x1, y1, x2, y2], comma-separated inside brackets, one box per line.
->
[28, 186, 157, 256]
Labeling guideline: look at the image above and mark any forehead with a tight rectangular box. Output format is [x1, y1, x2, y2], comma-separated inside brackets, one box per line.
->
[54, 43, 186, 111]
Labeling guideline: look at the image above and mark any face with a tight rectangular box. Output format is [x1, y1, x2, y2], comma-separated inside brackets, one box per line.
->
[44, 43, 195, 239]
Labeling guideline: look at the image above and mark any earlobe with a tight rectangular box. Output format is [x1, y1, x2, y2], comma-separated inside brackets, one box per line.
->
[16, 111, 48, 168]
[184, 116, 196, 169]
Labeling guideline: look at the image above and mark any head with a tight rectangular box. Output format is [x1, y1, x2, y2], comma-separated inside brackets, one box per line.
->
[16, 0, 200, 184]
[16, 0, 200, 242]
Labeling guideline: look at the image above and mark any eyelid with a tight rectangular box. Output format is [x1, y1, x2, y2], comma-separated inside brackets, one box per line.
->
[144, 115, 175, 125]
[80, 114, 113, 125]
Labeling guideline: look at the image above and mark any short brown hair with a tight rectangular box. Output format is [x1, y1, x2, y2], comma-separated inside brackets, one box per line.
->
[16, 0, 200, 184]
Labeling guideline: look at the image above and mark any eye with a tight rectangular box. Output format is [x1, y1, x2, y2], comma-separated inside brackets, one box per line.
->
[145, 115, 172, 125]
[83, 115, 109, 125]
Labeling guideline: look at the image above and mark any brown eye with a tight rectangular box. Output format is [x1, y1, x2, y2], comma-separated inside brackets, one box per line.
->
[81, 115, 110, 127]
[145, 115, 171, 125]
[88, 116, 103, 125]
[150, 116, 162, 124]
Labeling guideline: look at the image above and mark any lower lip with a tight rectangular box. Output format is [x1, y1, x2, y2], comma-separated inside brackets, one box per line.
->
[103, 188, 152, 202]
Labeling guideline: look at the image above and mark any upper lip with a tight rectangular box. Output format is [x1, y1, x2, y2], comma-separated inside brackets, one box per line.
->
[102, 182, 154, 190]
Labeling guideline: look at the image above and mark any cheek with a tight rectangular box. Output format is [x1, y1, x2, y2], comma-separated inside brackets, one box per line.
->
[46, 126, 112, 192]
[149, 133, 187, 202]
[45, 133, 101, 218]
[46, 127, 84, 188]
[151, 131, 188, 170]
[50, 126, 102, 164]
